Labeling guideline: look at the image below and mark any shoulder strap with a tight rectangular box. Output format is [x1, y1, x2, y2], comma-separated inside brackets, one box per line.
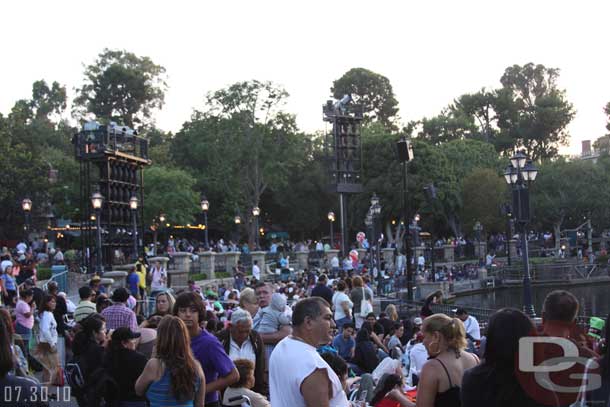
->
[435, 358, 453, 387]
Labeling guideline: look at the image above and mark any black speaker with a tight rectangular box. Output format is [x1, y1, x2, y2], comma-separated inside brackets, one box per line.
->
[397, 139, 413, 162]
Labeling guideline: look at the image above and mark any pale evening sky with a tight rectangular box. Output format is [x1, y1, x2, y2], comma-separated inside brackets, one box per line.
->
[1, 0, 609, 156]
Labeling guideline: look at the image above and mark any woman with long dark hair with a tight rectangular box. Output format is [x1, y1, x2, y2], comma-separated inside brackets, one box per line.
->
[353, 326, 381, 374]
[461, 308, 538, 407]
[135, 315, 206, 407]
[33, 294, 60, 385]
[370, 373, 414, 407]
[71, 313, 107, 406]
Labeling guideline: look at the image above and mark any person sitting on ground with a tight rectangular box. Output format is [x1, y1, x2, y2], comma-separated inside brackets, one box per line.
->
[370, 373, 415, 407]
[416, 313, 479, 407]
[332, 322, 356, 362]
[353, 325, 381, 374]
[461, 308, 539, 407]
[223, 358, 270, 407]
[386, 323, 405, 359]
[407, 332, 428, 386]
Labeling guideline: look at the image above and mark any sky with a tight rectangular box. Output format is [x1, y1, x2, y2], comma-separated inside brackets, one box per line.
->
[1, 0, 609, 156]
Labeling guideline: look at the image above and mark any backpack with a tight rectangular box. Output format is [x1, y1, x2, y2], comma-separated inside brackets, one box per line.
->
[65, 356, 86, 393]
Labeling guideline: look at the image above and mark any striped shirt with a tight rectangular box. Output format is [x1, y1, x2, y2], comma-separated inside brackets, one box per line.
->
[74, 300, 96, 322]
[101, 304, 137, 331]
[146, 369, 200, 407]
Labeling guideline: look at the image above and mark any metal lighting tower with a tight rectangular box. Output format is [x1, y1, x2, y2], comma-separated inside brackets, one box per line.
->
[323, 96, 363, 257]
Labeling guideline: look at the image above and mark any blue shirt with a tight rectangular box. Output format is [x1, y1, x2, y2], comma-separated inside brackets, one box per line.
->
[127, 273, 139, 296]
[191, 329, 235, 404]
[332, 334, 355, 360]
[1, 274, 16, 291]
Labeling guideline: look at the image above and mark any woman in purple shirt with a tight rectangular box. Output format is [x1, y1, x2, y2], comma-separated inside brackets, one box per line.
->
[15, 289, 35, 358]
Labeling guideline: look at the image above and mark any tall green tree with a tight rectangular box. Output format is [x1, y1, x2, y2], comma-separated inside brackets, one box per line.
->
[460, 168, 507, 234]
[171, 80, 307, 245]
[495, 63, 575, 160]
[74, 49, 167, 127]
[331, 68, 399, 129]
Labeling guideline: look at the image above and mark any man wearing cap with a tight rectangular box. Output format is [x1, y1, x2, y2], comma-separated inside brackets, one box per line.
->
[74, 286, 97, 323]
[105, 327, 148, 406]
[89, 275, 106, 295]
[101, 288, 138, 331]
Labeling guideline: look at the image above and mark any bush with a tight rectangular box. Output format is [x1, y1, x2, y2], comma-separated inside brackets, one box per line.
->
[37, 267, 52, 280]
[190, 273, 207, 281]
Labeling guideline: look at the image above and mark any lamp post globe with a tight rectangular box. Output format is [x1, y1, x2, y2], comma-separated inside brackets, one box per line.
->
[21, 198, 32, 212]
[201, 195, 210, 249]
[129, 195, 139, 260]
[91, 191, 104, 274]
[252, 206, 261, 250]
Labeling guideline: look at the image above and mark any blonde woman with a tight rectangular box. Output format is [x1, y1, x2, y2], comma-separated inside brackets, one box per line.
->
[239, 287, 259, 317]
[417, 313, 479, 407]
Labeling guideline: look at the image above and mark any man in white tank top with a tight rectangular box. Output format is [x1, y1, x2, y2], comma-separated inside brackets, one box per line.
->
[269, 297, 349, 407]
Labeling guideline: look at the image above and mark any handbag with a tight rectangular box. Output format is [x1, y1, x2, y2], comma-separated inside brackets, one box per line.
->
[359, 287, 373, 315]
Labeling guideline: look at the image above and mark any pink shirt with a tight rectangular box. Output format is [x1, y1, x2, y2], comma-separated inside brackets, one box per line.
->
[15, 299, 34, 329]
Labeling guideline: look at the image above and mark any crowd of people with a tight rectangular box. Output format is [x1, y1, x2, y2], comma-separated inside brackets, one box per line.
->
[4, 237, 610, 407]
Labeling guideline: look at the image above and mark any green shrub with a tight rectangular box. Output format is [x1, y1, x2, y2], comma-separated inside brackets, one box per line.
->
[190, 273, 207, 281]
[37, 267, 52, 280]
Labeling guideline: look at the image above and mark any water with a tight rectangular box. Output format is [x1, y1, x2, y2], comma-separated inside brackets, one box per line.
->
[453, 282, 610, 317]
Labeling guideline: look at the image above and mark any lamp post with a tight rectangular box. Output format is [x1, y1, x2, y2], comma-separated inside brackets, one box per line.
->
[369, 194, 383, 295]
[91, 191, 104, 274]
[252, 206, 260, 250]
[473, 221, 483, 260]
[201, 196, 209, 249]
[152, 212, 165, 256]
[129, 195, 139, 260]
[21, 198, 32, 240]
[396, 136, 414, 301]
[328, 211, 336, 249]
[504, 151, 538, 317]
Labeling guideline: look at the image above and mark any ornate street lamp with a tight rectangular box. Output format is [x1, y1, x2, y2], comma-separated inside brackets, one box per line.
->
[504, 150, 538, 317]
[252, 206, 261, 250]
[21, 198, 32, 239]
[91, 191, 104, 274]
[201, 196, 210, 249]
[328, 211, 336, 249]
[129, 195, 139, 260]
[397, 137, 415, 301]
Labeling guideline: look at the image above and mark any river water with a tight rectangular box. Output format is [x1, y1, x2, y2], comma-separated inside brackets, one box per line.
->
[452, 282, 610, 318]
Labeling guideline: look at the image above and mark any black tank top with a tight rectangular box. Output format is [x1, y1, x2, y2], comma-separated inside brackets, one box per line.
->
[434, 358, 461, 407]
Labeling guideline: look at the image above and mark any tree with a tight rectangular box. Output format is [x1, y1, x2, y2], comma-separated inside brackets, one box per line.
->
[593, 102, 610, 155]
[331, 68, 399, 129]
[74, 49, 167, 127]
[171, 80, 307, 245]
[494, 63, 575, 160]
[460, 168, 507, 234]
[142, 166, 199, 227]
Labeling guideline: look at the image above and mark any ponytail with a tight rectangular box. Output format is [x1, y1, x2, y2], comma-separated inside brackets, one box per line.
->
[422, 314, 467, 355]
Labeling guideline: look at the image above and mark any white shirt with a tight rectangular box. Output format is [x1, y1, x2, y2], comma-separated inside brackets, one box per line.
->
[270, 337, 348, 407]
[462, 315, 481, 340]
[150, 266, 167, 291]
[331, 256, 340, 268]
[409, 342, 428, 377]
[332, 291, 352, 320]
[229, 336, 256, 362]
[252, 264, 261, 280]
[418, 255, 425, 266]
[16, 242, 27, 253]
[39, 311, 58, 346]
[54, 251, 64, 262]
[315, 242, 324, 251]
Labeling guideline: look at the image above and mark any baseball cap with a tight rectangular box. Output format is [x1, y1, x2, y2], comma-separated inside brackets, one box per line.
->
[413, 317, 423, 325]
[111, 327, 141, 342]
[454, 308, 467, 316]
